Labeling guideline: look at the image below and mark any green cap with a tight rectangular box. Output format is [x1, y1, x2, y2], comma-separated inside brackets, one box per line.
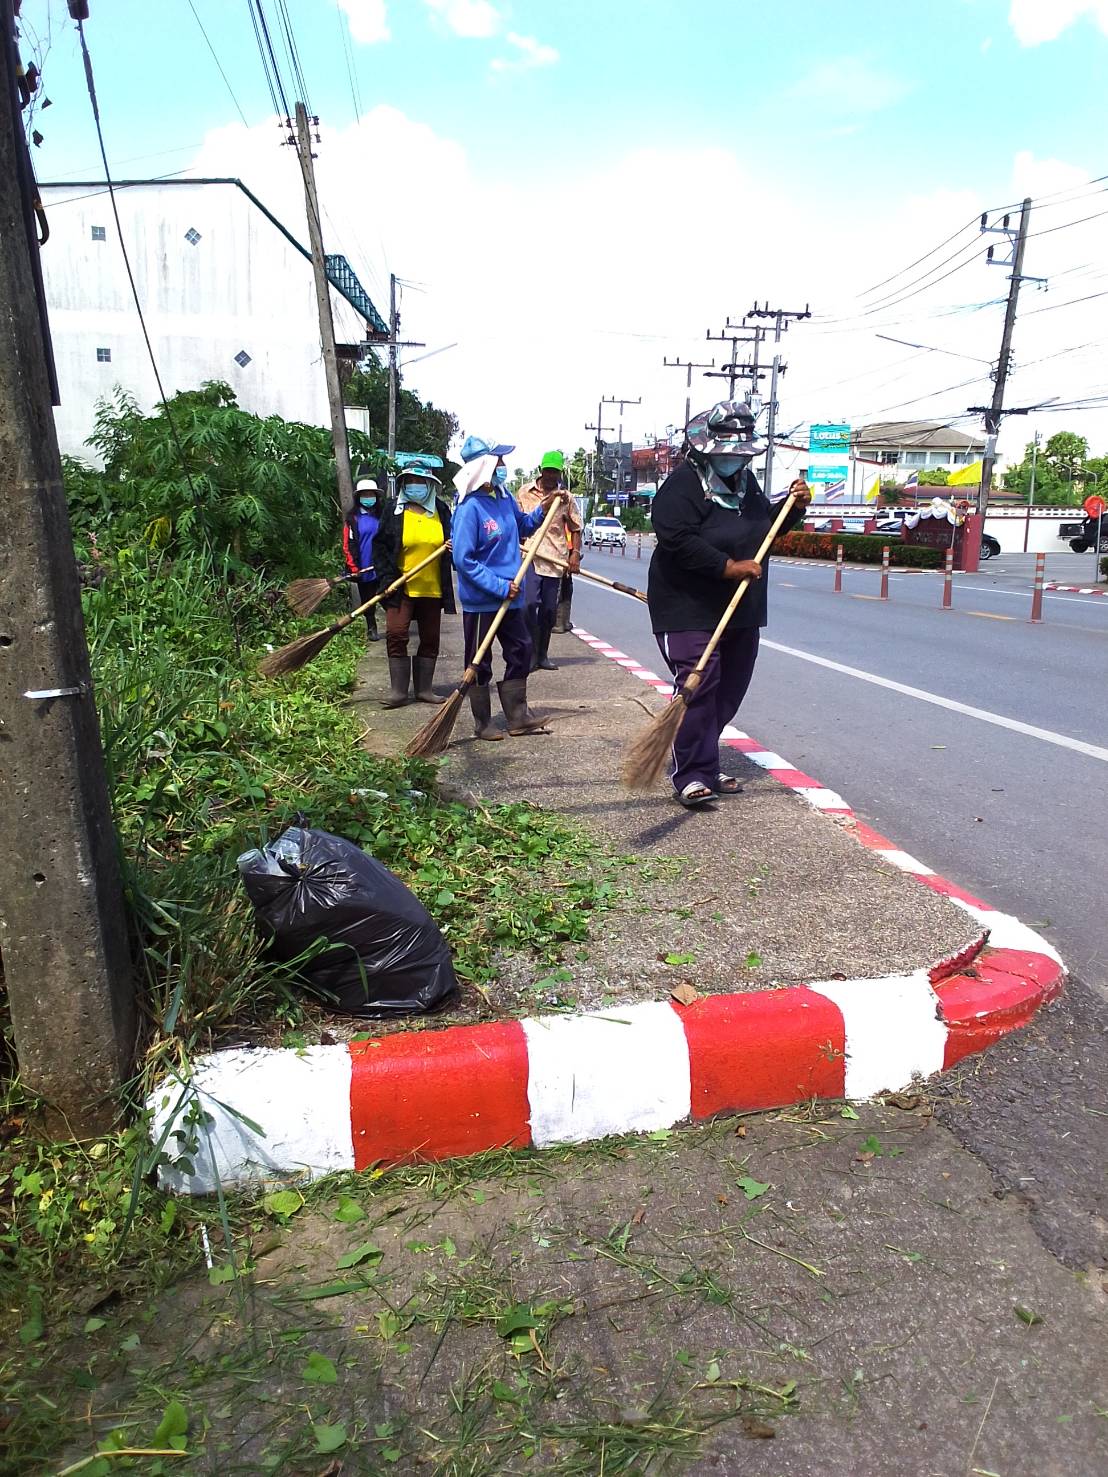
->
[540, 449, 565, 471]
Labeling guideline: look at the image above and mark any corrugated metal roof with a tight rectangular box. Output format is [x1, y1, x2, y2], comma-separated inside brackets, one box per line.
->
[856, 420, 986, 449]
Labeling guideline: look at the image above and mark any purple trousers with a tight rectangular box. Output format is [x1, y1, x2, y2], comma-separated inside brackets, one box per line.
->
[655, 626, 760, 793]
[463, 608, 533, 685]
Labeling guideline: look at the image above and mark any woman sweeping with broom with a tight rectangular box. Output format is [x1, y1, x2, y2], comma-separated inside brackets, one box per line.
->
[372, 463, 456, 708]
[451, 450, 567, 740]
[645, 401, 810, 808]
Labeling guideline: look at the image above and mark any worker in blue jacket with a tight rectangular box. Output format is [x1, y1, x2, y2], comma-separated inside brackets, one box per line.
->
[451, 447, 566, 740]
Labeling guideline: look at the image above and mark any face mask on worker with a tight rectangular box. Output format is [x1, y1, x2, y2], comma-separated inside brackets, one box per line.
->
[403, 480, 436, 510]
[709, 453, 751, 479]
[358, 495, 377, 510]
[493, 466, 509, 487]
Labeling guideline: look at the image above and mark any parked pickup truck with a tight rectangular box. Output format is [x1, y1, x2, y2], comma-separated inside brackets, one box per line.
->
[1060, 514, 1107, 553]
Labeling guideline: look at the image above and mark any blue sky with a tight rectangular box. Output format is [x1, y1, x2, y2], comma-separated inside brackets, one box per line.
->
[25, 0, 1108, 462]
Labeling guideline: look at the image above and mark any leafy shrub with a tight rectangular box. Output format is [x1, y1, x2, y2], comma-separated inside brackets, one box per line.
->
[775, 531, 944, 568]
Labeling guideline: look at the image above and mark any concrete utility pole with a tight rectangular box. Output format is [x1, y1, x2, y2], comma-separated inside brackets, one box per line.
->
[602, 394, 641, 502]
[585, 399, 614, 508]
[0, 14, 135, 1134]
[388, 272, 398, 457]
[746, 302, 812, 500]
[662, 356, 717, 432]
[294, 102, 354, 515]
[974, 198, 1033, 520]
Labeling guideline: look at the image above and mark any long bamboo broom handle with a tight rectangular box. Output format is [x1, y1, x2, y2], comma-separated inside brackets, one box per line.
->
[545, 556, 647, 603]
[465, 497, 568, 676]
[685, 493, 799, 687]
[336, 542, 451, 627]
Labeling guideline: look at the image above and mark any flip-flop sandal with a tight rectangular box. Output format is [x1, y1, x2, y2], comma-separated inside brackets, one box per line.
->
[677, 782, 715, 808]
[715, 774, 744, 795]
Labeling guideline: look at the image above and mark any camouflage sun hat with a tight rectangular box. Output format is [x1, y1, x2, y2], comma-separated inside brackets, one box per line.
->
[686, 400, 763, 458]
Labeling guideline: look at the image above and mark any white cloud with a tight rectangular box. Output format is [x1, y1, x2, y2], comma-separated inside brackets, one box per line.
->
[182, 113, 1108, 469]
[338, 0, 390, 46]
[784, 55, 909, 116]
[424, 0, 501, 39]
[490, 32, 560, 72]
[1009, 0, 1108, 45]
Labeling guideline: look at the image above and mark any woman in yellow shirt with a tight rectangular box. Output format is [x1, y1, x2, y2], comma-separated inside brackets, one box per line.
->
[374, 466, 456, 707]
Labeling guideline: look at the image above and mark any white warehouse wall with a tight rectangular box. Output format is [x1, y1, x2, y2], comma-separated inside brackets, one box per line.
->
[39, 180, 368, 463]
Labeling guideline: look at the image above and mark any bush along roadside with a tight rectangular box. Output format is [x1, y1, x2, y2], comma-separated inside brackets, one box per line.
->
[775, 530, 945, 568]
[0, 542, 629, 1465]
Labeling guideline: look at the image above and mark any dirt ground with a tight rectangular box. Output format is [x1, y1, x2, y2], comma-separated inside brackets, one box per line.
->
[49, 1090, 1107, 1476]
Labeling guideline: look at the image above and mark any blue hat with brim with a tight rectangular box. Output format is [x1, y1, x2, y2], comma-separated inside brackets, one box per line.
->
[461, 434, 514, 462]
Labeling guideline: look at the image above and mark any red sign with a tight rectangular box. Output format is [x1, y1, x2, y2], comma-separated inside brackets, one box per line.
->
[1084, 493, 1107, 517]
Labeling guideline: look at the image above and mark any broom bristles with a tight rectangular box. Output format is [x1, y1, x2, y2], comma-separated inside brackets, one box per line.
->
[285, 577, 335, 618]
[621, 695, 688, 790]
[258, 624, 339, 678]
[405, 685, 467, 758]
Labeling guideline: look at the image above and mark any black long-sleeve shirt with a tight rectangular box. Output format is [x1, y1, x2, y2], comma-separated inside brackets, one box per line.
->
[646, 460, 804, 633]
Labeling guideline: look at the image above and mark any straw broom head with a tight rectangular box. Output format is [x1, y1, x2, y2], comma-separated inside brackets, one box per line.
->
[258, 619, 345, 678]
[284, 576, 336, 618]
[620, 671, 703, 790]
[405, 678, 471, 758]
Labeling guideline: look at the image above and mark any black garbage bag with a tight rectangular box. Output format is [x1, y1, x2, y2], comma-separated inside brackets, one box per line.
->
[237, 824, 458, 1016]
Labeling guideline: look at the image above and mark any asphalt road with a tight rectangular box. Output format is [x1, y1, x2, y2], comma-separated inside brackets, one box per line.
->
[574, 545, 1108, 995]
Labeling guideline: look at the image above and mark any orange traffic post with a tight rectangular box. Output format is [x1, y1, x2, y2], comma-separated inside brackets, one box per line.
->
[834, 542, 844, 592]
[880, 544, 890, 600]
[942, 547, 953, 609]
[1030, 551, 1045, 623]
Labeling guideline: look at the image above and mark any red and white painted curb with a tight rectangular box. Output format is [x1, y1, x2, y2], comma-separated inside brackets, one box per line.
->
[1044, 581, 1107, 596]
[149, 627, 1064, 1194]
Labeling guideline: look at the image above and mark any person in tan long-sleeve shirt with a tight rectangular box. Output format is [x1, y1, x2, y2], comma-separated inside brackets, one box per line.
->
[516, 450, 583, 670]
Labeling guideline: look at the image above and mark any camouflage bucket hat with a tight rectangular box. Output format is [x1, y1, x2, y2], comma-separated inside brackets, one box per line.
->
[686, 400, 763, 458]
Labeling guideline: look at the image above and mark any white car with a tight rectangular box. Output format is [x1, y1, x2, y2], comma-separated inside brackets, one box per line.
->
[584, 516, 627, 549]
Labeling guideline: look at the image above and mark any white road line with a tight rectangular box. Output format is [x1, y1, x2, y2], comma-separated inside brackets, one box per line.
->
[760, 639, 1108, 763]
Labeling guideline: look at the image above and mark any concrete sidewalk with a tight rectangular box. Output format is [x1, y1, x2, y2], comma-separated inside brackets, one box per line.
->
[348, 615, 978, 1011]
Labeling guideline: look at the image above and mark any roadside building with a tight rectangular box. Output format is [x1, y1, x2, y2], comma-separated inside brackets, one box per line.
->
[854, 420, 987, 477]
[38, 177, 387, 461]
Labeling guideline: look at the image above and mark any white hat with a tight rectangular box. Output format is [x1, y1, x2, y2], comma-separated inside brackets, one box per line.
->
[356, 476, 379, 493]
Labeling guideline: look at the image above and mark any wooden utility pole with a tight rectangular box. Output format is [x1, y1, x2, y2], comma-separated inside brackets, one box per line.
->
[0, 9, 135, 1134]
[294, 102, 354, 515]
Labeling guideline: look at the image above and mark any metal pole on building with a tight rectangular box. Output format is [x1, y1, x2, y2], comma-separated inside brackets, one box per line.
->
[0, 7, 135, 1135]
[294, 102, 355, 515]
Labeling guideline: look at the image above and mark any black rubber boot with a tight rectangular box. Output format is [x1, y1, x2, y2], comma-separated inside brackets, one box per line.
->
[469, 684, 504, 741]
[497, 678, 550, 737]
[535, 626, 558, 671]
[365, 609, 380, 643]
[552, 596, 572, 634]
[413, 656, 441, 704]
[380, 657, 412, 708]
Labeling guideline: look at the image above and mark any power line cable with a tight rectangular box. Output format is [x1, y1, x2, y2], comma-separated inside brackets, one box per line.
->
[186, 0, 249, 126]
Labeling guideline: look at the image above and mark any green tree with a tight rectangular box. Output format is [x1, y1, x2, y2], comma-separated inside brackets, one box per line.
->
[1000, 432, 1098, 506]
[918, 467, 950, 486]
[344, 364, 458, 467]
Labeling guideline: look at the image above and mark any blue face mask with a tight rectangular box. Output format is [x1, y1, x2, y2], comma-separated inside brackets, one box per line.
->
[358, 496, 377, 510]
[493, 466, 509, 487]
[710, 454, 750, 479]
[403, 481, 436, 509]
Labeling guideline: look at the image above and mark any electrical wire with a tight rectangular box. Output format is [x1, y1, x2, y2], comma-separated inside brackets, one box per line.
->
[74, 15, 223, 577]
[186, 0, 249, 127]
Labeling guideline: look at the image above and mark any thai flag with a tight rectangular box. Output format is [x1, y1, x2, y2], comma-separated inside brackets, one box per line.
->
[904, 471, 919, 490]
[822, 480, 847, 502]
